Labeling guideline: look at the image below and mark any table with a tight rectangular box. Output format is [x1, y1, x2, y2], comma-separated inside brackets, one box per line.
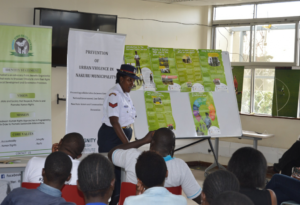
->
[205, 130, 274, 175]
[241, 130, 274, 149]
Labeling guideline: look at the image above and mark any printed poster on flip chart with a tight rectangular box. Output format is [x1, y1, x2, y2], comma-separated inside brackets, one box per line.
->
[174, 49, 204, 92]
[189, 92, 221, 136]
[149, 47, 180, 92]
[0, 24, 52, 157]
[144, 91, 176, 131]
[124, 45, 155, 90]
[198, 49, 227, 92]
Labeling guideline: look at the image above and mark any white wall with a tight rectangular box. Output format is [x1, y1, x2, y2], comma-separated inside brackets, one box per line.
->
[0, 0, 211, 143]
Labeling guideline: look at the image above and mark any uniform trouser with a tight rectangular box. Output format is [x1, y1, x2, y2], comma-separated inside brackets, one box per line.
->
[98, 123, 132, 205]
[277, 141, 300, 176]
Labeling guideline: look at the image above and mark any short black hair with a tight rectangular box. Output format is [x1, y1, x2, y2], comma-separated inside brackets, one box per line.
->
[44, 152, 72, 184]
[61, 132, 84, 158]
[211, 191, 254, 205]
[151, 128, 175, 156]
[116, 72, 127, 84]
[78, 153, 115, 198]
[202, 170, 239, 204]
[227, 147, 267, 188]
[135, 151, 167, 188]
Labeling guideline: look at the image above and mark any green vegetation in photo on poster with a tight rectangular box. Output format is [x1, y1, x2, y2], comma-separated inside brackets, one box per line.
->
[124, 45, 151, 90]
[149, 47, 180, 91]
[189, 92, 221, 136]
[144, 91, 176, 131]
[232, 66, 244, 111]
[272, 69, 300, 118]
[174, 49, 203, 92]
[198, 49, 227, 91]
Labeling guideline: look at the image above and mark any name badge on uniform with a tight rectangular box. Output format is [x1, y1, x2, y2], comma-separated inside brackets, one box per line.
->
[124, 105, 128, 108]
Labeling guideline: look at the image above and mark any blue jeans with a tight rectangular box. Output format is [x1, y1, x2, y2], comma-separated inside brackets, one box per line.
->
[266, 174, 300, 204]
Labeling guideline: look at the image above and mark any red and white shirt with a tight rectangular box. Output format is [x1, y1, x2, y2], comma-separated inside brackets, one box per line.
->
[102, 83, 136, 127]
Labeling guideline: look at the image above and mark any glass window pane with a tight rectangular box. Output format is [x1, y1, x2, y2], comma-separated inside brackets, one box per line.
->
[257, 2, 300, 18]
[216, 26, 250, 62]
[252, 24, 295, 63]
[215, 5, 254, 20]
[253, 69, 275, 115]
[241, 69, 251, 113]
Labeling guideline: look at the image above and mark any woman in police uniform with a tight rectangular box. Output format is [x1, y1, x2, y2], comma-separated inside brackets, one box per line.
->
[97, 64, 139, 205]
[98, 64, 139, 152]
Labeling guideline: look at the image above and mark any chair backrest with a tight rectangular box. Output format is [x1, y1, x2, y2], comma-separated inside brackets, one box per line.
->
[21, 182, 85, 205]
[118, 182, 182, 205]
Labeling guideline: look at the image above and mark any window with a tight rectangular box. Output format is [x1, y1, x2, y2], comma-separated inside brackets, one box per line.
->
[213, 2, 300, 66]
[215, 5, 254, 20]
[241, 68, 275, 115]
[257, 2, 300, 18]
[251, 24, 295, 63]
[215, 26, 250, 62]
[253, 69, 275, 115]
[241, 69, 251, 113]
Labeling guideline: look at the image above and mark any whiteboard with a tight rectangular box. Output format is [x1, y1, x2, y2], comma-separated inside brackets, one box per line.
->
[130, 51, 242, 139]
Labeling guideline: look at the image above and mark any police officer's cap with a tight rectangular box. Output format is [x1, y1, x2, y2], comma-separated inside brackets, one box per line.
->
[117, 64, 140, 80]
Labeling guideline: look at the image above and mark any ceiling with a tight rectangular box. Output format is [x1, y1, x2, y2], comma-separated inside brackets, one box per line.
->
[142, 0, 283, 6]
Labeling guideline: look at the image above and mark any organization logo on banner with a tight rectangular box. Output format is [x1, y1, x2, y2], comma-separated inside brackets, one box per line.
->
[11, 35, 33, 57]
[1, 174, 5, 179]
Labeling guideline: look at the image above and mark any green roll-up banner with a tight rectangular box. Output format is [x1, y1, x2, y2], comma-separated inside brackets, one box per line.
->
[0, 24, 52, 157]
[232, 66, 244, 112]
[272, 69, 300, 118]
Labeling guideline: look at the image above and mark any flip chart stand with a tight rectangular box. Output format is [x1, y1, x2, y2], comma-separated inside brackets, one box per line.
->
[174, 137, 223, 176]
[204, 138, 226, 176]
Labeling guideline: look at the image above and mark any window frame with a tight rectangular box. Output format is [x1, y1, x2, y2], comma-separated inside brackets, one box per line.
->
[242, 66, 275, 116]
[212, 2, 300, 67]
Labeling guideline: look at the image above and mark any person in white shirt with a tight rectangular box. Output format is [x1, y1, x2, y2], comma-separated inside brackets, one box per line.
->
[23, 133, 84, 185]
[108, 128, 202, 204]
[124, 151, 187, 205]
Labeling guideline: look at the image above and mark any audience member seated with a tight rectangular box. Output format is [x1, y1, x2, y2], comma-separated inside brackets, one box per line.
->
[77, 153, 115, 205]
[2, 152, 74, 205]
[23, 132, 84, 185]
[201, 170, 239, 205]
[108, 128, 202, 204]
[273, 140, 300, 176]
[211, 191, 254, 205]
[227, 147, 277, 205]
[266, 173, 300, 204]
[124, 151, 187, 205]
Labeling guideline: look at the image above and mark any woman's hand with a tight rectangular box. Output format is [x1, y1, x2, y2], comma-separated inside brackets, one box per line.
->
[143, 131, 155, 144]
[52, 143, 59, 153]
[136, 181, 145, 195]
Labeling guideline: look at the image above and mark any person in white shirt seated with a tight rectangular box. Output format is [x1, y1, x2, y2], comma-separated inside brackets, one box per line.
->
[23, 133, 85, 185]
[108, 128, 202, 204]
[124, 151, 187, 205]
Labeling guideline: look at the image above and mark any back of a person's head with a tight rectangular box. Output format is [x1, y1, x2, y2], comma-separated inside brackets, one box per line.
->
[211, 191, 254, 205]
[227, 147, 267, 188]
[151, 128, 175, 155]
[135, 151, 167, 188]
[44, 151, 72, 184]
[202, 170, 239, 204]
[78, 153, 115, 198]
[60, 132, 85, 158]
